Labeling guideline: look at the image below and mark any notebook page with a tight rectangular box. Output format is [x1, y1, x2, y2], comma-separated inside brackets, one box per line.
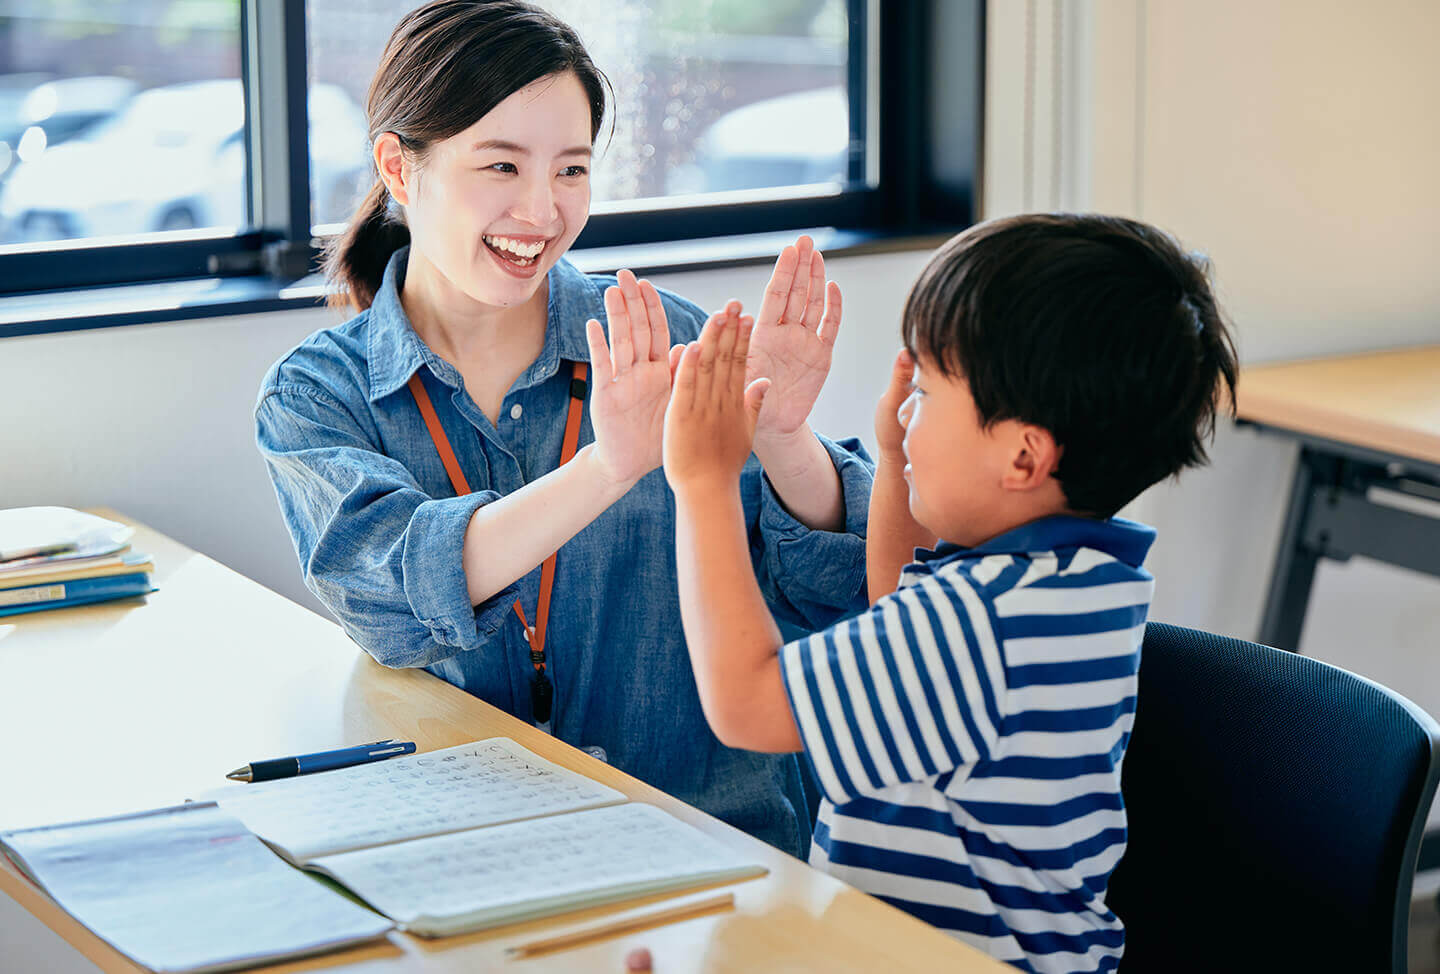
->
[308, 802, 767, 937]
[200, 737, 625, 862]
[0, 802, 393, 973]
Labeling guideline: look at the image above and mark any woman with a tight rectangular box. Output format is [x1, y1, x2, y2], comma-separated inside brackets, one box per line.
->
[255, 0, 872, 856]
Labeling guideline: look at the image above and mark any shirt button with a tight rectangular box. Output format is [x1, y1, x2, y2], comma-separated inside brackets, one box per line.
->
[509, 403, 523, 419]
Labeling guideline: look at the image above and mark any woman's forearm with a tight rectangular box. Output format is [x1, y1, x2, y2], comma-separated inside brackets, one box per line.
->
[751, 424, 845, 532]
[461, 444, 638, 605]
[866, 455, 937, 604]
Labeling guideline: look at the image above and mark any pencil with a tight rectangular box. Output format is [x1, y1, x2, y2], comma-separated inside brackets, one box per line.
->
[505, 892, 736, 959]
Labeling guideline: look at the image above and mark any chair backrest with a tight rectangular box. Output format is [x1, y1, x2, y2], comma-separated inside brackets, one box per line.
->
[1107, 622, 1440, 972]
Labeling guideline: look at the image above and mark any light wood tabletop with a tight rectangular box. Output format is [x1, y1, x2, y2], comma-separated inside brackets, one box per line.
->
[1235, 343, 1440, 466]
[0, 512, 1010, 973]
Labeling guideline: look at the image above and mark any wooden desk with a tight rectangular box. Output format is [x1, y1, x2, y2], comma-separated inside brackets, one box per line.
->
[1236, 344, 1440, 652]
[0, 513, 1009, 973]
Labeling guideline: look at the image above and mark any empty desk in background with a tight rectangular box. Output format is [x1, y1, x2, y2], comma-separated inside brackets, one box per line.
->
[0, 511, 1009, 974]
[1236, 344, 1440, 653]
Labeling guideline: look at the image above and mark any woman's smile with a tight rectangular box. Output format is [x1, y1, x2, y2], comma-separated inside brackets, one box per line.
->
[481, 233, 549, 277]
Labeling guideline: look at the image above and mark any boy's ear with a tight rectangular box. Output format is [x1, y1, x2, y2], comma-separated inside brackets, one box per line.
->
[1002, 424, 1063, 491]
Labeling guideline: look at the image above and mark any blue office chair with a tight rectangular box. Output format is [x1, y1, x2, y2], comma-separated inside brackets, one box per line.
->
[1106, 622, 1440, 972]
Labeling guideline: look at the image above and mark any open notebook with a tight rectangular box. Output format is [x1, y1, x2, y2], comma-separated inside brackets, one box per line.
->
[0, 803, 393, 973]
[198, 737, 768, 937]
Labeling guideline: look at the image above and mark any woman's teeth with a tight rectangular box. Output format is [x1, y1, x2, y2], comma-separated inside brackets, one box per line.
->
[484, 235, 545, 265]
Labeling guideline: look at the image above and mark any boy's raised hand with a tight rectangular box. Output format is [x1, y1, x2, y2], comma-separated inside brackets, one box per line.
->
[663, 301, 770, 492]
[876, 347, 916, 464]
[585, 269, 673, 487]
[746, 235, 842, 445]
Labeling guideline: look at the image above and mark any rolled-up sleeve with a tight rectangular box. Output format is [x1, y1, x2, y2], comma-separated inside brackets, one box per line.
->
[256, 385, 517, 668]
[747, 434, 874, 633]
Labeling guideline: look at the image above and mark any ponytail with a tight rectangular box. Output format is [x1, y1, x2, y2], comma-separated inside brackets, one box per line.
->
[323, 179, 410, 312]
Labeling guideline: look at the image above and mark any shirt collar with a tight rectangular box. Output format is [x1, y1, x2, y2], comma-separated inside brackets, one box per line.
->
[366, 247, 603, 403]
[921, 515, 1157, 569]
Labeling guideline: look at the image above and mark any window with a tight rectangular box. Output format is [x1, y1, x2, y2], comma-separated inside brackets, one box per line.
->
[0, 3, 243, 245]
[0, 1, 982, 304]
[309, 0, 856, 226]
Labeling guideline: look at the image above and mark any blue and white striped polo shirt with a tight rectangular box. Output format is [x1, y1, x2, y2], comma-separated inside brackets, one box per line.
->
[779, 515, 1155, 973]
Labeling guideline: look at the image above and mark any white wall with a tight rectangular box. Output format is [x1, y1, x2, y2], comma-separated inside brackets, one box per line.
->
[1, 0, 1437, 848]
[1, 305, 338, 616]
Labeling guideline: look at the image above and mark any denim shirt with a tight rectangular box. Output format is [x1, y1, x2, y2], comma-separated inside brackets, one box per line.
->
[255, 247, 874, 856]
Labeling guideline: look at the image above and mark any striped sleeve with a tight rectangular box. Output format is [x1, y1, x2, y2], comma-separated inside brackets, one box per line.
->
[779, 571, 1007, 806]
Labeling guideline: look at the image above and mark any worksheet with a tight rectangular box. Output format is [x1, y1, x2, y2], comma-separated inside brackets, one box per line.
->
[308, 802, 766, 936]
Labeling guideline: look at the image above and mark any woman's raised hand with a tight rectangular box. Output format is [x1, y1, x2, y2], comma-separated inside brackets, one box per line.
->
[745, 235, 842, 445]
[585, 269, 673, 487]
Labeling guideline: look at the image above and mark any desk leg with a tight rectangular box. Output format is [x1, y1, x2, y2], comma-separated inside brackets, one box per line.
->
[1258, 447, 1325, 652]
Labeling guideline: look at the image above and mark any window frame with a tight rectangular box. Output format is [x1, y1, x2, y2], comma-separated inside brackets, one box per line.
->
[0, 0, 983, 302]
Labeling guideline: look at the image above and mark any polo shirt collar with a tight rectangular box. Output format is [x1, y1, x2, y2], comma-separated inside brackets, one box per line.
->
[366, 247, 603, 403]
[923, 515, 1156, 569]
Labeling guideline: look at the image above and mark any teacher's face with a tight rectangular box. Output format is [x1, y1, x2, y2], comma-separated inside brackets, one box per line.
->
[404, 71, 593, 309]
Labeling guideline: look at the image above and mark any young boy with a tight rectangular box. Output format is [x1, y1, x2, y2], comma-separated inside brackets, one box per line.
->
[661, 213, 1238, 973]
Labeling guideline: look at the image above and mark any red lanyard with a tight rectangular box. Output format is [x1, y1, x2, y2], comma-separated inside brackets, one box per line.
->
[407, 361, 588, 723]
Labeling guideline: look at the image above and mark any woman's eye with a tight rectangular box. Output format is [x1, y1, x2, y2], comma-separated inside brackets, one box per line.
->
[559, 165, 588, 178]
[486, 162, 517, 174]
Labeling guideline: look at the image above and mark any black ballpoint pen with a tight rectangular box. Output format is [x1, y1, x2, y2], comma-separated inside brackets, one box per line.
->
[225, 739, 417, 782]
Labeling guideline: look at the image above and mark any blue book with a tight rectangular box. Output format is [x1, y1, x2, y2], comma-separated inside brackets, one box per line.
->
[0, 571, 155, 617]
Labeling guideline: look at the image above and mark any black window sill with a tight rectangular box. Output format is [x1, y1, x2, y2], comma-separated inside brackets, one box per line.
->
[0, 228, 952, 339]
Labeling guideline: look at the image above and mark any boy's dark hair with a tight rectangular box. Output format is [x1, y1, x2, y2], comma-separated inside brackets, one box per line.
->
[902, 213, 1239, 518]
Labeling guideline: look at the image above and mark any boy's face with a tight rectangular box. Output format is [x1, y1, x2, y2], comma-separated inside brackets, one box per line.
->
[898, 354, 1016, 547]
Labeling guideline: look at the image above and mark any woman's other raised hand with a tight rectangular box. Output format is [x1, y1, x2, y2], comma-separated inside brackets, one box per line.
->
[745, 235, 842, 448]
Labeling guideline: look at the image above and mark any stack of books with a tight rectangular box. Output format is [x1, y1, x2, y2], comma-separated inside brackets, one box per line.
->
[0, 507, 155, 617]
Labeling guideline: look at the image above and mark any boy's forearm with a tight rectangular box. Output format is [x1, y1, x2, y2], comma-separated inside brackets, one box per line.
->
[673, 482, 803, 753]
[751, 425, 845, 532]
[866, 455, 938, 604]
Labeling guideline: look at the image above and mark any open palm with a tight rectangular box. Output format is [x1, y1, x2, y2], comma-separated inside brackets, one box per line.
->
[746, 235, 843, 441]
[586, 270, 673, 486]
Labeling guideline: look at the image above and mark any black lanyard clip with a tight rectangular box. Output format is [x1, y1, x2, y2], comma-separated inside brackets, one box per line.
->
[530, 668, 554, 724]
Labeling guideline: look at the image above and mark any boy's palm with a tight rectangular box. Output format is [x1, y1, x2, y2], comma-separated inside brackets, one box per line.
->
[876, 348, 916, 463]
[664, 304, 768, 489]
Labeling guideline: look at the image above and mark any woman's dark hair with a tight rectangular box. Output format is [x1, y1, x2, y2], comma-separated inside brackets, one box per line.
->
[901, 213, 1239, 518]
[325, 0, 609, 311]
